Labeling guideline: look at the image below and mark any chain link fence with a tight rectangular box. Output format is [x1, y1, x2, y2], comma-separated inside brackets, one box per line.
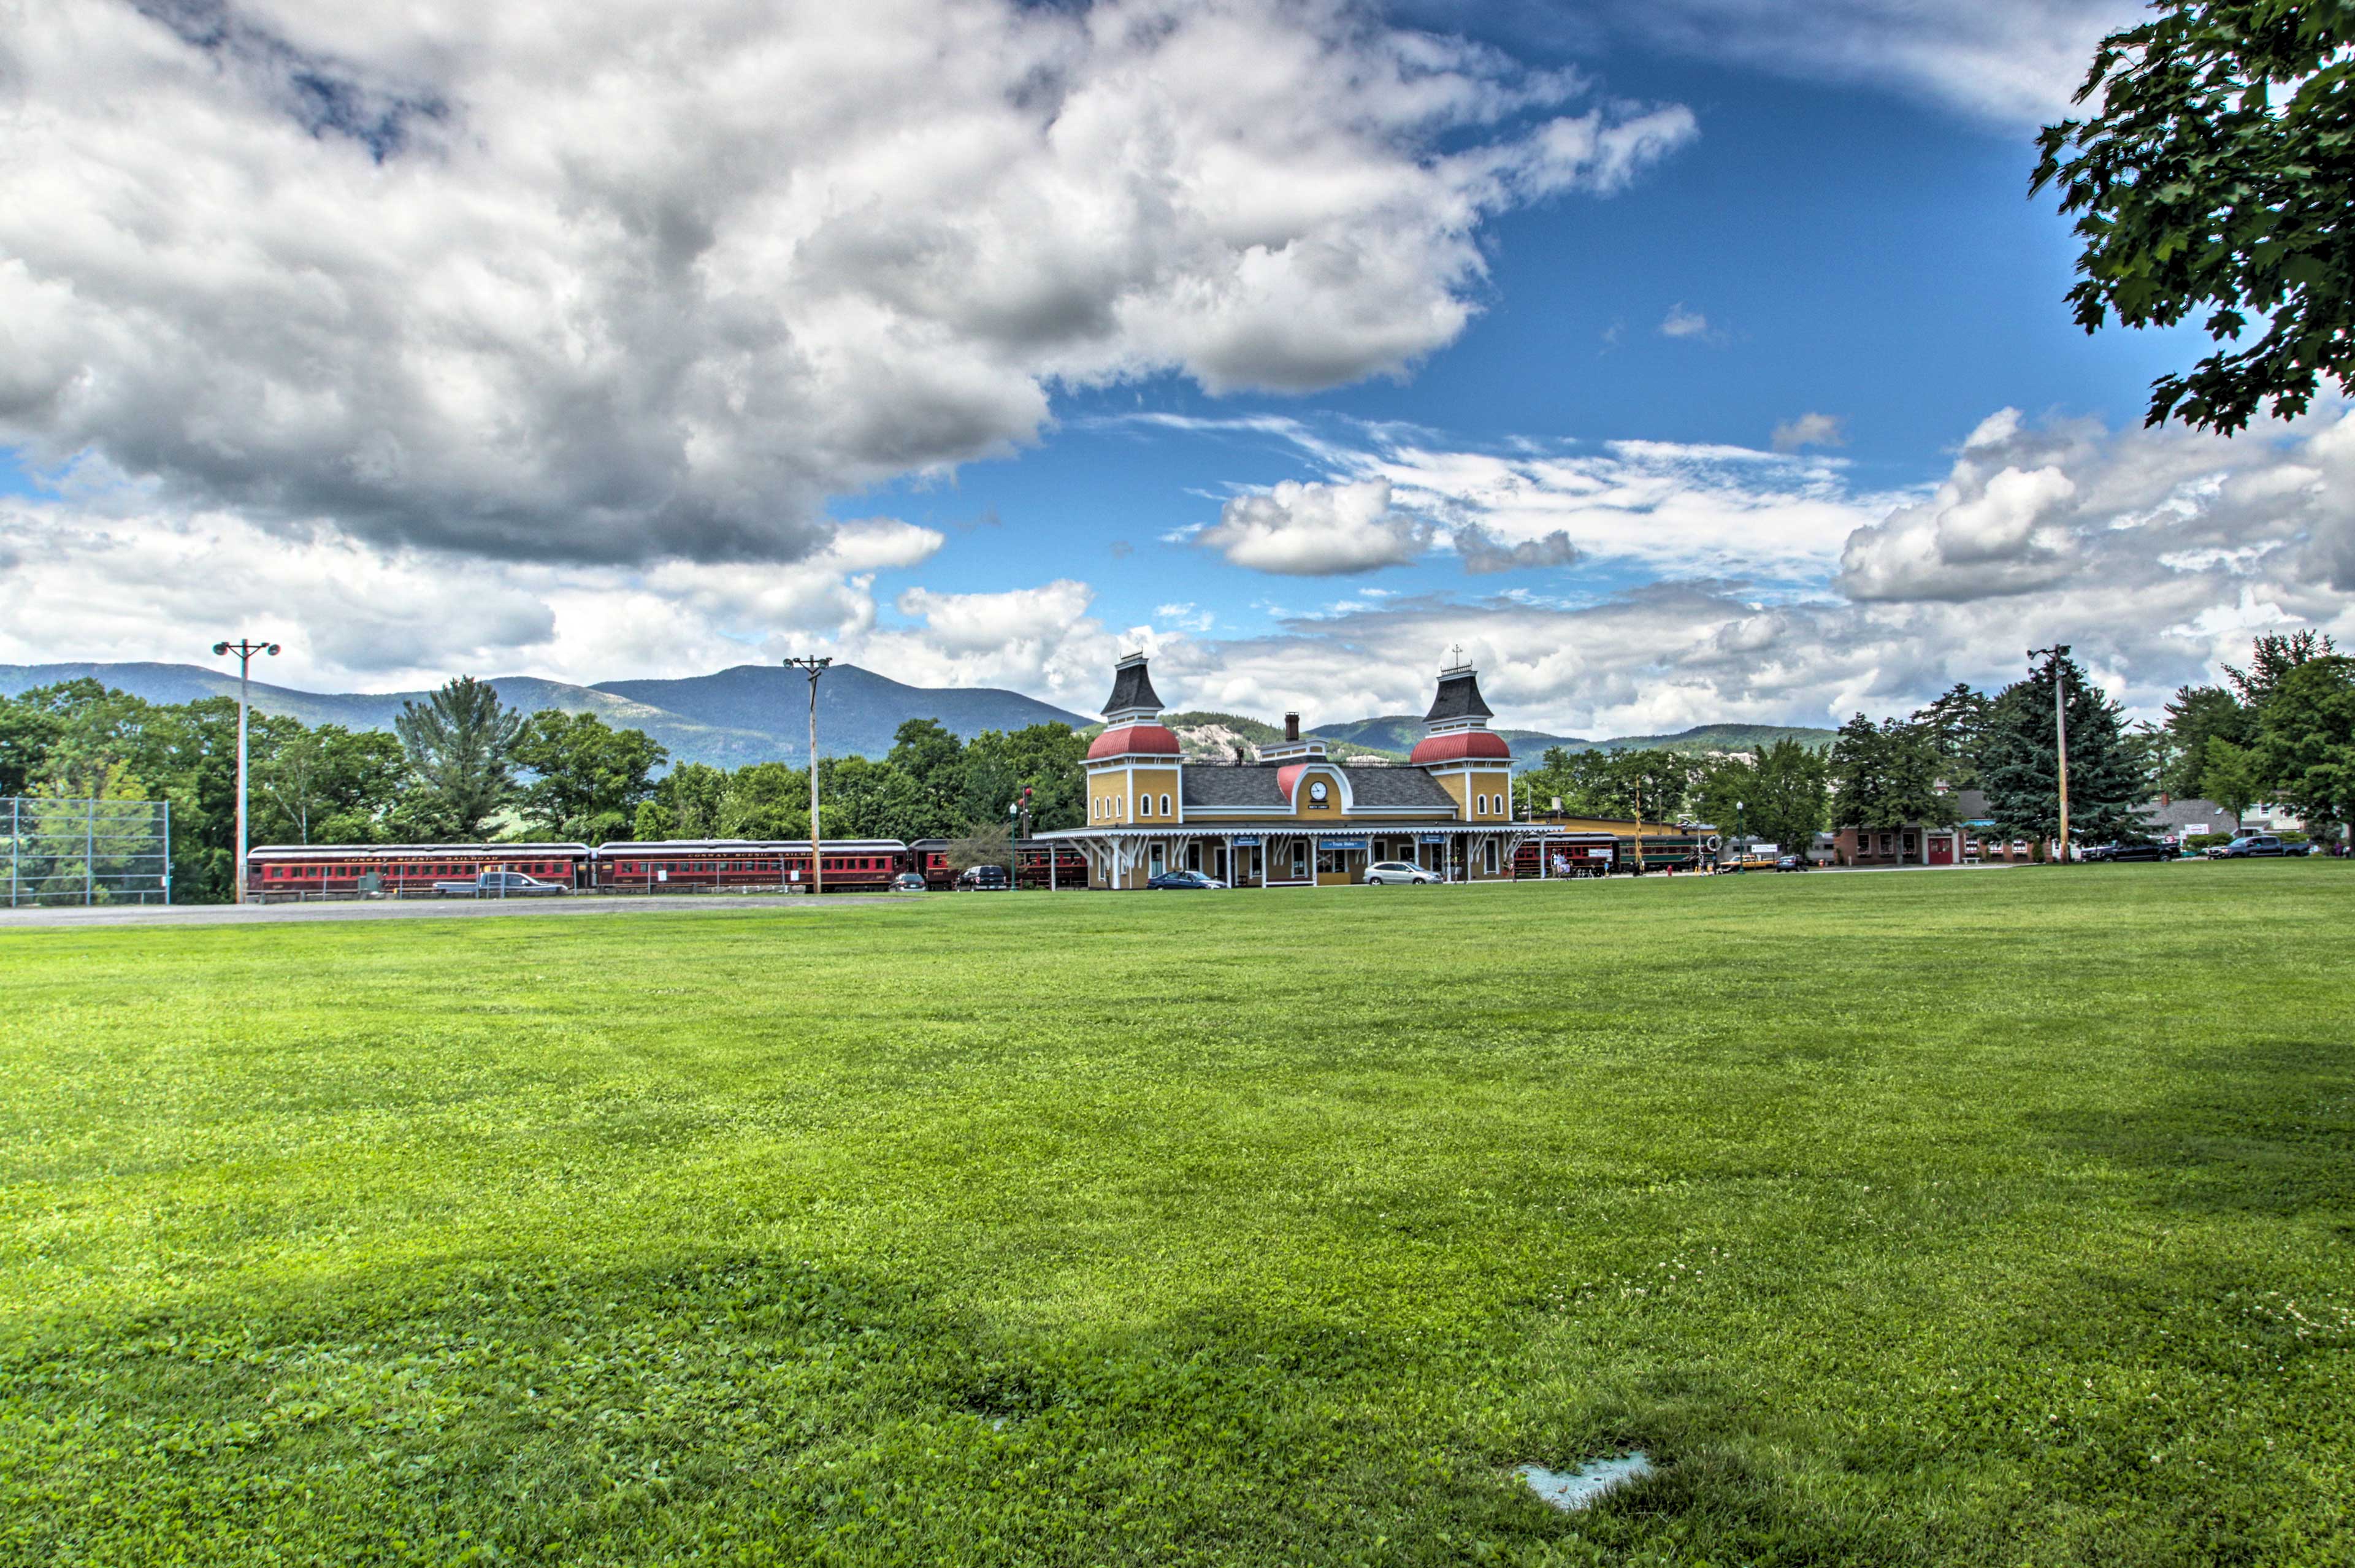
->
[2, 798, 174, 906]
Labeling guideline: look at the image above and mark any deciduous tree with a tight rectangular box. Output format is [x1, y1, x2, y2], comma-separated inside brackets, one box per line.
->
[2200, 736, 2262, 829]
[2250, 654, 2355, 835]
[512, 711, 668, 843]
[632, 762, 730, 841]
[255, 725, 409, 845]
[2035, 3, 2355, 431]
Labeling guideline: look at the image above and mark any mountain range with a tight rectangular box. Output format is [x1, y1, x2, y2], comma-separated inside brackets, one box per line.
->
[0, 662, 1088, 770]
[1, 663, 1836, 771]
[1304, 715, 1837, 767]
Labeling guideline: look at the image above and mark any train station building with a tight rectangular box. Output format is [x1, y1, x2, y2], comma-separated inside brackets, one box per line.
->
[1043, 652, 1537, 889]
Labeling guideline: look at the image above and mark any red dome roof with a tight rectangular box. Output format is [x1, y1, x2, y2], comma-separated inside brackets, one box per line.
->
[1089, 723, 1181, 760]
[1410, 729, 1512, 765]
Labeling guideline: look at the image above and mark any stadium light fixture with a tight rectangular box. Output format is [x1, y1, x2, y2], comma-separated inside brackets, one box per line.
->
[211, 638, 280, 904]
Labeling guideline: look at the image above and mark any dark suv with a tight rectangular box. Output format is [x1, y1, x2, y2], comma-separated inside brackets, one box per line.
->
[955, 864, 1011, 890]
[2211, 834, 2291, 858]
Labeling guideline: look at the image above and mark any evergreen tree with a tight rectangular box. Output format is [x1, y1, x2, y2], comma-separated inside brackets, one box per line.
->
[1913, 683, 1993, 790]
[2160, 684, 2250, 800]
[1827, 715, 1884, 827]
[1979, 651, 2145, 845]
[392, 676, 526, 838]
[1829, 716, 1950, 830]
[2223, 629, 2336, 708]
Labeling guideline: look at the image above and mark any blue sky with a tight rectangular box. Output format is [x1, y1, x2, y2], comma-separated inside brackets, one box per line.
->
[860, 54, 2205, 631]
[3, 1, 2348, 735]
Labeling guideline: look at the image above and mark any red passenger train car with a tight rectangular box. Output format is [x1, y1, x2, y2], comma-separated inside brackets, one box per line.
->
[906, 838, 1089, 890]
[247, 843, 593, 897]
[592, 839, 908, 893]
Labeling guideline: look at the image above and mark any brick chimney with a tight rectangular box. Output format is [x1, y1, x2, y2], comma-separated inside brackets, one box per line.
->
[1284, 712, 1300, 743]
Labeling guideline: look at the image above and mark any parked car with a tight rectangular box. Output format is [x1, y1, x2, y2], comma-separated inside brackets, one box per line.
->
[2094, 839, 2172, 862]
[955, 864, 1011, 890]
[432, 870, 567, 898]
[2210, 834, 2292, 859]
[1147, 870, 1227, 890]
[1774, 855, 1809, 871]
[890, 871, 928, 892]
[1363, 860, 1441, 885]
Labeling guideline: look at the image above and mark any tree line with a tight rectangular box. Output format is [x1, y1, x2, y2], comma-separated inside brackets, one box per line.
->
[6, 631, 2346, 900]
[1514, 632, 2353, 849]
[0, 675, 1086, 902]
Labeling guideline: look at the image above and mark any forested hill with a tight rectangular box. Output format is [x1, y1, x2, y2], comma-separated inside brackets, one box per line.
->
[1308, 715, 1836, 762]
[0, 662, 1086, 770]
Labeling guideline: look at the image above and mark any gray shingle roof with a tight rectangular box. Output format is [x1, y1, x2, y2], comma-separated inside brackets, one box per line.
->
[1104, 659, 1162, 716]
[1181, 767, 1288, 808]
[2137, 798, 2240, 831]
[1423, 670, 1493, 723]
[1178, 763, 1458, 811]
[1342, 766, 1458, 808]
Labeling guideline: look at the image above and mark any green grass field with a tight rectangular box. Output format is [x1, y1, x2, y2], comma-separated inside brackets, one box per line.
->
[2, 866, 2350, 1566]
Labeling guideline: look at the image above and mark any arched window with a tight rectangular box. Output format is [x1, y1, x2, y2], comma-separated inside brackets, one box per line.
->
[1139, 795, 1152, 817]
[1160, 794, 1173, 817]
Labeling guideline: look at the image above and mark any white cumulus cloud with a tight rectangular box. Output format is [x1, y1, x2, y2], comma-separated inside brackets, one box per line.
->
[0, 0, 1695, 567]
[1771, 413, 1847, 453]
[1660, 304, 1712, 340]
[1197, 478, 1431, 575]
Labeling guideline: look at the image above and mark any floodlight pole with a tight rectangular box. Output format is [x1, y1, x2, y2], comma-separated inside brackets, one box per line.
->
[784, 657, 830, 893]
[212, 638, 279, 904]
[2031, 645, 2072, 863]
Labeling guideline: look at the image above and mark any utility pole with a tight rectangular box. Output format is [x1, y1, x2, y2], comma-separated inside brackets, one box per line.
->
[1017, 785, 1033, 889]
[2030, 644, 2072, 863]
[784, 657, 830, 894]
[212, 638, 279, 903]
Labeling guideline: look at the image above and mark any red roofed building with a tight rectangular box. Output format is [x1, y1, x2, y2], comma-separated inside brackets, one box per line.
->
[1051, 652, 1544, 889]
